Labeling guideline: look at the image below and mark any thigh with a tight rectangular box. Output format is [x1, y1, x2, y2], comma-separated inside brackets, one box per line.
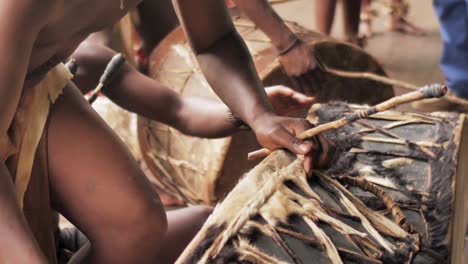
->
[158, 206, 213, 264]
[46, 83, 166, 246]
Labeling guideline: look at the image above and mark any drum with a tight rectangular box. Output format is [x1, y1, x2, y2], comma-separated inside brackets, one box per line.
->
[91, 96, 142, 163]
[138, 17, 395, 205]
[176, 104, 468, 264]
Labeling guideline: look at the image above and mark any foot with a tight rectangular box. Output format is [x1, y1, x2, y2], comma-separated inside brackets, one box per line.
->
[359, 20, 373, 40]
[388, 17, 426, 36]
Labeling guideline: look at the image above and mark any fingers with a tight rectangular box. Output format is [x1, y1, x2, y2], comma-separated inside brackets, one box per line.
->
[291, 90, 315, 104]
[303, 155, 313, 174]
[302, 134, 335, 173]
[265, 85, 295, 97]
[302, 137, 320, 174]
[317, 135, 335, 169]
[274, 86, 314, 106]
[273, 127, 313, 155]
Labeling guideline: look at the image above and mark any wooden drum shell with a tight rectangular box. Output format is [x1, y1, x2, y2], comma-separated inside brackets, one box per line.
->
[176, 104, 468, 264]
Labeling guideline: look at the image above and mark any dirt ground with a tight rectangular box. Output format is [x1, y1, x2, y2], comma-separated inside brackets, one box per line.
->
[273, 0, 444, 90]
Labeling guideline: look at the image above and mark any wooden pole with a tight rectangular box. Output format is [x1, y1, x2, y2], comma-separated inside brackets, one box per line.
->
[247, 84, 447, 161]
[88, 53, 126, 104]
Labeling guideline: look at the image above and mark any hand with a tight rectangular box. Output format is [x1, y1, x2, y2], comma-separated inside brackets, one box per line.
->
[278, 40, 317, 77]
[278, 41, 324, 96]
[250, 112, 334, 173]
[265, 85, 315, 116]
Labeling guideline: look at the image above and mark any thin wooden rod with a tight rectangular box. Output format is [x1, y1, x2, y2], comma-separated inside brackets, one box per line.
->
[248, 84, 447, 160]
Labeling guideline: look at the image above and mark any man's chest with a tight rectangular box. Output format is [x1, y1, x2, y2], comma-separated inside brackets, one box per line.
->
[27, 0, 143, 70]
[34, 0, 142, 48]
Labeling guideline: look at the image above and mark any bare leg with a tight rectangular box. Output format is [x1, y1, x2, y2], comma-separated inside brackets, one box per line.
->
[57, 206, 212, 263]
[386, 0, 425, 35]
[315, 0, 337, 35]
[47, 84, 168, 263]
[359, 0, 373, 39]
[342, 0, 363, 45]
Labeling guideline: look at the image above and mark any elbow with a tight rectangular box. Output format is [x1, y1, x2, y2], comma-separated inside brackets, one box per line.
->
[192, 29, 239, 55]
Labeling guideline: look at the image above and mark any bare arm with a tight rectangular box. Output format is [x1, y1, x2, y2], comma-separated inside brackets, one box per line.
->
[233, 0, 298, 51]
[172, 0, 320, 162]
[72, 40, 313, 138]
[0, 1, 50, 262]
[73, 41, 239, 138]
[173, 0, 275, 127]
[233, 0, 318, 78]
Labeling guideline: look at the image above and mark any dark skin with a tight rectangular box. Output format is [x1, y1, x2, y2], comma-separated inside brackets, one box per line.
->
[315, 0, 362, 43]
[232, 0, 319, 89]
[173, 0, 318, 158]
[73, 38, 315, 138]
[0, 0, 325, 262]
[76, 32, 318, 208]
[359, 0, 426, 38]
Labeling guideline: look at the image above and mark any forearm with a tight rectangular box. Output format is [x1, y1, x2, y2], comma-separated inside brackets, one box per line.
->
[72, 41, 241, 138]
[233, 0, 299, 51]
[105, 71, 242, 138]
[195, 31, 274, 127]
[173, 97, 244, 138]
[0, 163, 47, 263]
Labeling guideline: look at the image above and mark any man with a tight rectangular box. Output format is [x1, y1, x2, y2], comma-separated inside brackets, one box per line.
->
[128, 0, 321, 85]
[231, 0, 321, 80]
[55, 37, 321, 261]
[360, 0, 426, 39]
[0, 0, 327, 263]
[413, 0, 468, 112]
[433, 1, 468, 101]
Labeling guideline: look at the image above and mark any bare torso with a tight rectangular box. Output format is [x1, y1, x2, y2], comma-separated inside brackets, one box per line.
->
[28, 0, 141, 75]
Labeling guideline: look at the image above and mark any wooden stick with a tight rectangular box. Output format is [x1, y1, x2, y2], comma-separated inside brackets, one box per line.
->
[318, 61, 468, 108]
[360, 136, 439, 148]
[65, 58, 78, 76]
[338, 247, 383, 264]
[265, 224, 303, 264]
[248, 84, 447, 160]
[274, 226, 324, 250]
[88, 53, 126, 104]
[320, 64, 419, 91]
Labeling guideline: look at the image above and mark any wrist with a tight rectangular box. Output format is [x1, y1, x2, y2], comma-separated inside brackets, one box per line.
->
[277, 37, 302, 56]
[227, 109, 251, 131]
[248, 110, 277, 132]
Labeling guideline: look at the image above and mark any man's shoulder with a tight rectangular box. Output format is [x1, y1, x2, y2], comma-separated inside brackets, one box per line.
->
[2, 0, 58, 21]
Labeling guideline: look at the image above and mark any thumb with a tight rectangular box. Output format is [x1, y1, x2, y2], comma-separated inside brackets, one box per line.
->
[292, 93, 315, 104]
[274, 128, 313, 155]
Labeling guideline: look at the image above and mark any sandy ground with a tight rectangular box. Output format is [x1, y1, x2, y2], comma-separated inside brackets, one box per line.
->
[272, 0, 444, 89]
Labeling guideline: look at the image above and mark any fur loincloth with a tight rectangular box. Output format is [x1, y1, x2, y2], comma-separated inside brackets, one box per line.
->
[0, 63, 72, 208]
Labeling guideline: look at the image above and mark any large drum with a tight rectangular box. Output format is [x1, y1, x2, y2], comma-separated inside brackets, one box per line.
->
[138, 17, 395, 205]
[176, 104, 468, 264]
[91, 97, 141, 162]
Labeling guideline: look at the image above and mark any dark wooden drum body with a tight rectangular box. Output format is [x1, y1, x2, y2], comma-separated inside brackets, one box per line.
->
[138, 17, 394, 205]
[176, 104, 468, 264]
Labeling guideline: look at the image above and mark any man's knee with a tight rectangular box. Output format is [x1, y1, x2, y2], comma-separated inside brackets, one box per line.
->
[97, 193, 168, 250]
[129, 196, 168, 243]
